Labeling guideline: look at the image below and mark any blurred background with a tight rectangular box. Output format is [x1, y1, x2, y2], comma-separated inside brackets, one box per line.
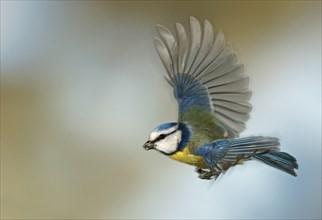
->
[1, 1, 321, 219]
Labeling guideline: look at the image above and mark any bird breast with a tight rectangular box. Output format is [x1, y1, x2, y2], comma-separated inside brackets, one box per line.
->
[169, 147, 208, 169]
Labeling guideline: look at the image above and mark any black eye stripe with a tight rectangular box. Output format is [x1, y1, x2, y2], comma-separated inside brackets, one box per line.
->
[151, 130, 177, 143]
[159, 134, 166, 139]
[154, 134, 167, 142]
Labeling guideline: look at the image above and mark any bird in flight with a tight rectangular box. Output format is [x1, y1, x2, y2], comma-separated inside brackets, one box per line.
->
[143, 17, 298, 180]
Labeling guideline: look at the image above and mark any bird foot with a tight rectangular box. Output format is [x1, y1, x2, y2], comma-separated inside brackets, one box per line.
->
[195, 167, 220, 180]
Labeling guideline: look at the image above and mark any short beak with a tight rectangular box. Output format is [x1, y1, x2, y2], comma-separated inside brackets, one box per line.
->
[143, 141, 154, 150]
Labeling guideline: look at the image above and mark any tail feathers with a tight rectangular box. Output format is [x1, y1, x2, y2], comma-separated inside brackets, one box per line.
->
[223, 136, 298, 176]
[252, 151, 298, 176]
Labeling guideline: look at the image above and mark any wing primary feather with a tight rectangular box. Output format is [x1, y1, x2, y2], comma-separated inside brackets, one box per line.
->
[196, 43, 234, 81]
[214, 103, 251, 116]
[202, 64, 244, 86]
[154, 37, 174, 79]
[156, 24, 178, 73]
[184, 16, 202, 74]
[200, 53, 240, 84]
[211, 90, 252, 103]
[207, 77, 249, 93]
[164, 75, 173, 86]
[156, 25, 176, 50]
[194, 29, 226, 79]
[215, 111, 246, 133]
[176, 23, 189, 73]
[214, 106, 250, 123]
[190, 19, 214, 75]
[214, 100, 252, 114]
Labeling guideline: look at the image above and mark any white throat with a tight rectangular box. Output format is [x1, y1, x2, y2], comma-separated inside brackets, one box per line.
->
[154, 130, 182, 154]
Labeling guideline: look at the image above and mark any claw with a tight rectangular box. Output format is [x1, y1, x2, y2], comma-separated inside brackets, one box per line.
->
[195, 167, 206, 174]
[198, 172, 214, 180]
[196, 168, 221, 180]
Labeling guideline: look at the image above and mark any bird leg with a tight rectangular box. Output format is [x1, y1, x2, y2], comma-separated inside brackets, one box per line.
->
[195, 167, 207, 175]
[195, 167, 221, 180]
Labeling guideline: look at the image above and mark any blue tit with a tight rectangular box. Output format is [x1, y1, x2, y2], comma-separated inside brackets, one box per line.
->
[143, 17, 298, 180]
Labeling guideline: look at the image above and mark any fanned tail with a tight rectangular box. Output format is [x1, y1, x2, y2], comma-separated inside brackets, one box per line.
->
[252, 151, 298, 176]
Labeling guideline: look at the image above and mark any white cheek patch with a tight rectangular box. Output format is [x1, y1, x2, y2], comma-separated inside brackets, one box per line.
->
[155, 130, 182, 154]
[149, 132, 159, 141]
[149, 126, 178, 141]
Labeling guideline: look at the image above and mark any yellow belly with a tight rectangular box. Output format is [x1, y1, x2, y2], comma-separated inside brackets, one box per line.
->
[169, 147, 208, 169]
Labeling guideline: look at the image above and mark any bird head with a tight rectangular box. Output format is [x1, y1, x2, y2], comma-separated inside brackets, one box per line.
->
[143, 122, 190, 155]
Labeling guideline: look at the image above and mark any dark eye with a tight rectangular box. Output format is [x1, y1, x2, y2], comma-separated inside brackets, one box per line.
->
[159, 134, 166, 139]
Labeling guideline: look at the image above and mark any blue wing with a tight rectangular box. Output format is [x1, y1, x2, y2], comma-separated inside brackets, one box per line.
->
[195, 136, 298, 176]
[195, 136, 279, 170]
[154, 17, 252, 137]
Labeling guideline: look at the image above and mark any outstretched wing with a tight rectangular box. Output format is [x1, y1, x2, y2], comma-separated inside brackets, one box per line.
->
[154, 17, 252, 137]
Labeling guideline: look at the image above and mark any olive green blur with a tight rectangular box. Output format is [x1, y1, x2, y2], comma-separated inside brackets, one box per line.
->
[179, 107, 227, 149]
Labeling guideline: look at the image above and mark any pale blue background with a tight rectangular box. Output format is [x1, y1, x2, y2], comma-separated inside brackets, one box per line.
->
[1, 1, 321, 219]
